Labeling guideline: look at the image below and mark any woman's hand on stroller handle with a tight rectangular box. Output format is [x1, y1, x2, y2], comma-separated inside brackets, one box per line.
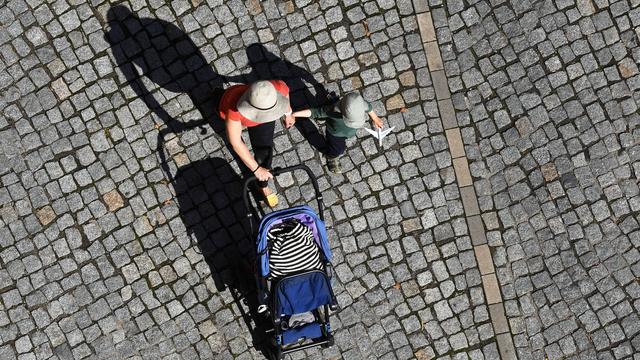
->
[255, 167, 273, 181]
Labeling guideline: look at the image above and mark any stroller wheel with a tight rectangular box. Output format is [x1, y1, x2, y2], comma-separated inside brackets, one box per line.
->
[270, 348, 283, 360]
[321, 336, 335, 348]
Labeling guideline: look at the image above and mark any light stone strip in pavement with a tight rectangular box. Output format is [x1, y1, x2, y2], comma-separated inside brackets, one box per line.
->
[414, 2, 517, 358]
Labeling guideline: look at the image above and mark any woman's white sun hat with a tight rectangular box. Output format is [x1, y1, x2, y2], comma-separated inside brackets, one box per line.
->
[237, 81, 290, 123]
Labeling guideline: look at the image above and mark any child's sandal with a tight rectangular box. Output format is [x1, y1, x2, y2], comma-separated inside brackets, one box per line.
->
[326, 157, 342, 174]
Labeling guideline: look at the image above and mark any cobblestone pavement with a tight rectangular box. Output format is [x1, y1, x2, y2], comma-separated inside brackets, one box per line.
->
[0, 0, 502, 359]
[430, 0, 640, 358]
[0, 1, 637, 360]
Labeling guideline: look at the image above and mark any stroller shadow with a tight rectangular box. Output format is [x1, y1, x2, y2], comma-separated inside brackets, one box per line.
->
[173, 157, 272, 349]
[104, 4, 333, 356]
[173, 157, 252, 289]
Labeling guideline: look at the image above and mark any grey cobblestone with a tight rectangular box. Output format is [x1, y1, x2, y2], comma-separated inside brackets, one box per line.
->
[436, 0, 640, 358]
[0, 0, 542, 359]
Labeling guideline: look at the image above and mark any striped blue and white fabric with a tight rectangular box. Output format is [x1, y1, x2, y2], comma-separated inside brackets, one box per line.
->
[267, 219, 323, 279]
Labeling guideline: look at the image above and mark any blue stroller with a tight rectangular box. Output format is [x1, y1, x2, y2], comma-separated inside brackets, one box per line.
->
[243, 165, 338, 359]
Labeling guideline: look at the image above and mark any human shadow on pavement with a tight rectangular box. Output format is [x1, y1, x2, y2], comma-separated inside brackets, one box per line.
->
[104, 5, 332, 355]
[173, 157, 273, 355]
[105, 7, 271, 355]
[105, 5, 226, 137]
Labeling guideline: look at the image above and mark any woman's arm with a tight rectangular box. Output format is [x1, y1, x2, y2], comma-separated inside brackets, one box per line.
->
[225, 118, 273, 181]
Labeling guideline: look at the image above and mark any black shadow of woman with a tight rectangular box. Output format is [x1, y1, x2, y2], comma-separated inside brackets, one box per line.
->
[105, 6, 268, 355]
[105, 4, 332, 355]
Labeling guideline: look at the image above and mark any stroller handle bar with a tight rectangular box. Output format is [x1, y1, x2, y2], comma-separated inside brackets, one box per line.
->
[242, 164, 324, 222]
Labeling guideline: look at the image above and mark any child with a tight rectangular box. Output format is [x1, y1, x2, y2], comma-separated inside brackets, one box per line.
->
[289, 92, 384, 173]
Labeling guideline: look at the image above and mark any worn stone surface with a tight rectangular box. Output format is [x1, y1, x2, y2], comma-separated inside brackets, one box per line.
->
[433, 0, 640, 358]
[102, 190, 124, 212]
[0, 1, 492, 359]
[35, 206, 56, 225]
[446, 128, 465, 159]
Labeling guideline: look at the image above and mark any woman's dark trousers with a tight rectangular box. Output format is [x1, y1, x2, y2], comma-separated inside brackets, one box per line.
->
[247, 121, 275, 188]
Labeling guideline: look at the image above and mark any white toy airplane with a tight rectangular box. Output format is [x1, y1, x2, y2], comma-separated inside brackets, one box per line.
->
[365, 126, 395, 147]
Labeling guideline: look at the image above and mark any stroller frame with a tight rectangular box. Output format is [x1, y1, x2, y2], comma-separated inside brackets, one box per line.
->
[243, 165, 337, 360]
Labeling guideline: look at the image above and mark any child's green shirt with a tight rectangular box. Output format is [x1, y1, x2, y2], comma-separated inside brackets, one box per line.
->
[310, 101, 372, 138]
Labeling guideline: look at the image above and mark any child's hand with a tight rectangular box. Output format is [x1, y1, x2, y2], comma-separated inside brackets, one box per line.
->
[368, 110, 384, 129]
[372, 116, 384, 129]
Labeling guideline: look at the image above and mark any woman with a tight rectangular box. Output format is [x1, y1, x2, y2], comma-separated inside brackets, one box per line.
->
[219, 80, 295, 207]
